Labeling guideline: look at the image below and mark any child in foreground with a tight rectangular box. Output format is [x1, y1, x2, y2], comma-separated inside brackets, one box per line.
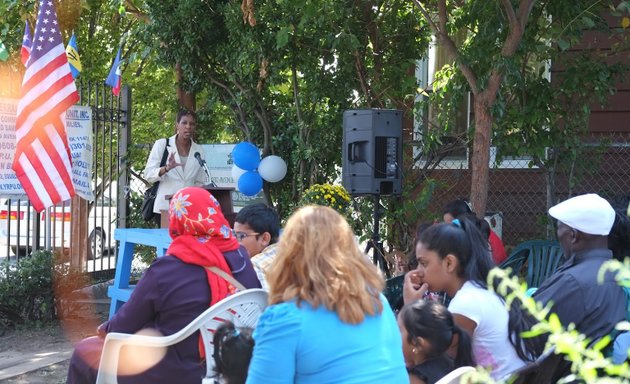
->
[213, 321, 254, 384]
[398, 300, 474, 384]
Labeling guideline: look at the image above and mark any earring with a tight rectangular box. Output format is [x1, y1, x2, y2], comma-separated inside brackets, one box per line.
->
[412, 347, 417, 354]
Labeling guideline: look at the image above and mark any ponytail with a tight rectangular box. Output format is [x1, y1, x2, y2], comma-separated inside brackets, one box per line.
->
[455, 217, 494, 287]
[213, 321, 255, 384]
[400, 300, 475, 367]
[489, 275, 546, 362]
[452, 325, 475, 368]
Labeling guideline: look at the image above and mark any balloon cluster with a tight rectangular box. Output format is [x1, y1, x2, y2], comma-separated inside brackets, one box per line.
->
[231, 142, 287, 196]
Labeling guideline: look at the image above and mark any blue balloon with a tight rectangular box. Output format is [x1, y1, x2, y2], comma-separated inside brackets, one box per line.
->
[232, 142, 261, 171]
[238, 171, 263, 196]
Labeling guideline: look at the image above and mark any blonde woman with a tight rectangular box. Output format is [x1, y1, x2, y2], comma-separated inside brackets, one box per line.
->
[246, 205, 407, 384]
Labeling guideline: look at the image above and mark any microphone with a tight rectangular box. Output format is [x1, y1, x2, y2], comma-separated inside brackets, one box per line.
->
[194, 151, 205, 165]
[194, 152, 217, 187]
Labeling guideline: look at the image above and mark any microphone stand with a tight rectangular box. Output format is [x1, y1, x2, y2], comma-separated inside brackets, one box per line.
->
[199, 158, 217, 187]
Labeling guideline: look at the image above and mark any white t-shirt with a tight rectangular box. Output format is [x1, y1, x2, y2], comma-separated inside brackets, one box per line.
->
[448, 281, 526, 379]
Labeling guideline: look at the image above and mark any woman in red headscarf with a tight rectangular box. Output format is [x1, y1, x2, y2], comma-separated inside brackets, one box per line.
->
[67, 187, 261, 384]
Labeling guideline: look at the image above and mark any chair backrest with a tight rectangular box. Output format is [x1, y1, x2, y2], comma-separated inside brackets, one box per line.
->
[500, 240, 564, 288]
[95, 289, 268, 384]
[434, 366, 476, 384]
[199, 289, 268, 383]
[500, 240, 542, 273]
[526, 244, 564, 288]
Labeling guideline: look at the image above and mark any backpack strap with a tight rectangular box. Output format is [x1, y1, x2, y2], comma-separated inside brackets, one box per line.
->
[205, 266, 246, 291]
[159, 138, 169, 167]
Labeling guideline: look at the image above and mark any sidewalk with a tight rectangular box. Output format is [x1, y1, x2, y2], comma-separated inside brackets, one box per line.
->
[0, 346, 73, 381]
[0, 280, 112, 382]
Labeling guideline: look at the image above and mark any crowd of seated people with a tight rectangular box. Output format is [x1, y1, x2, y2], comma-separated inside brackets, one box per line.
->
[67, 189, 628, 384]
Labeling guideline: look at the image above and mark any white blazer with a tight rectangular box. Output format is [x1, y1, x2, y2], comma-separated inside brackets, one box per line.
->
[143, 134, 208, 213]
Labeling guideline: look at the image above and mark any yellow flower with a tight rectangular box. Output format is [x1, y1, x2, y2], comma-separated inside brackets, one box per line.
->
[300, 183, 351, 215]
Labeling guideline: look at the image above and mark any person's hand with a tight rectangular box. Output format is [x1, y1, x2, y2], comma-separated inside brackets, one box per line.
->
[165, 152, 181, 171]
[96, 322, 107, 338]
[403, 270, 428, 305]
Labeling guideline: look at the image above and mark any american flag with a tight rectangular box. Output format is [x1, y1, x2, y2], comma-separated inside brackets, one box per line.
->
[12, 0, 79, 212]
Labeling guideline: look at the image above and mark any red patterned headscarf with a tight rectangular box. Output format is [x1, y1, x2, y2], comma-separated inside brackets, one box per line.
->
[167, 187, 240, 306]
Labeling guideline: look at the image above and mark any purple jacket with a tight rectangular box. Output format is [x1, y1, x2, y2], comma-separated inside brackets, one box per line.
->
[67, 245, 260, 384]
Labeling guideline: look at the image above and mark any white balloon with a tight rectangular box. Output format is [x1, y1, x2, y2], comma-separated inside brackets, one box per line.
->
[258, 155, 287, 183]
[231, 164, 247, 183]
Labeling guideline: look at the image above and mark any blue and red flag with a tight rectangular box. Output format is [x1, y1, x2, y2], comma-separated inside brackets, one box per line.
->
[105, 47, 122, 96]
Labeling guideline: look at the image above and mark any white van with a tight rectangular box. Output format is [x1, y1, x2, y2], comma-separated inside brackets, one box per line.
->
[0, 196, 117, 259]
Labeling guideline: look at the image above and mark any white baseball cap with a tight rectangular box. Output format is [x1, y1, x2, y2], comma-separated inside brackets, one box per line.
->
[548, 193, 615, 236]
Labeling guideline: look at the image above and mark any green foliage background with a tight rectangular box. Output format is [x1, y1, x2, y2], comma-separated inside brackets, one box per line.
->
[0, 0, 629, 255]
[0, 250, 89, 328]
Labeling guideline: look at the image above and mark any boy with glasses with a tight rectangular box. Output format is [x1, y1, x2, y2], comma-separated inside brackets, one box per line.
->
[234, 203, 281, 290]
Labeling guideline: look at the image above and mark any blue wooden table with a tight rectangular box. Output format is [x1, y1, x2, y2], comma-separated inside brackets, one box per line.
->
[107, 228, 172, 319]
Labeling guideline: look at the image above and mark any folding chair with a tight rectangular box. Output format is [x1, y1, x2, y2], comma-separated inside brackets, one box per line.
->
[95, 289, 268, 384]
[500, 240, 564, 288]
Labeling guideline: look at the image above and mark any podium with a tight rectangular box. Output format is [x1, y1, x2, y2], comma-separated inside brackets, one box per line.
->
[160, 185, 236, 228]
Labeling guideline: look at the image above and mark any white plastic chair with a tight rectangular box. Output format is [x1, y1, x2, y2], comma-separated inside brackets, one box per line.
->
[435, 366, 477, 384]
[95, 288, 268, 384]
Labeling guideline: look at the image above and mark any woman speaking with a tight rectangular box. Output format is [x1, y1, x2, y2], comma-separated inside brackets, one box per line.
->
[143, 109, 208, 224]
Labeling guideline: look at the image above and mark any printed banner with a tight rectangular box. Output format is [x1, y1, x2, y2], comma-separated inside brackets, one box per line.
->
[65, 106, 94, 201]
[0, 99, 22, 196]
[0, 98, 94, 199]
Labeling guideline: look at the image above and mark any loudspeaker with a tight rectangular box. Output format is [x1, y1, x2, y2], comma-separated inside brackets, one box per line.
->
[342, 109, 403, 196]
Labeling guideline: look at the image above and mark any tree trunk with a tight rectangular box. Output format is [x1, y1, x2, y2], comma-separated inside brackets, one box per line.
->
[470, 94, 492, 217]
[175, 63, 195, 111]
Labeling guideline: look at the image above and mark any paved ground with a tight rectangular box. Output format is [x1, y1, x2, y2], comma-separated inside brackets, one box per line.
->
[0, 284, 111, 383]
[0, 345, 72, 384]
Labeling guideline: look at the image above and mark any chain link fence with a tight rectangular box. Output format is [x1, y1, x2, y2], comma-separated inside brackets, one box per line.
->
[422, 133, 630, 250]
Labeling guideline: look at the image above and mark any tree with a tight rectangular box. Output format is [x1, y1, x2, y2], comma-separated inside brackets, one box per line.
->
[412, 0, 535, 215]
[411, 0, 630, 216]
[142, 0, 428, 219]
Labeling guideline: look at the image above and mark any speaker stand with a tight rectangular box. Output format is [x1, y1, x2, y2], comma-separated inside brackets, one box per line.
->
[364, 194, 391, 278]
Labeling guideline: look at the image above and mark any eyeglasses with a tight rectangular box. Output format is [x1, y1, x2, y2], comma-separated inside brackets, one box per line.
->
[233, 231, 260, 241]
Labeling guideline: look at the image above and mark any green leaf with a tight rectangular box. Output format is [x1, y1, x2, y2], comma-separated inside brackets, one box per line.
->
[276, 26, 290, 49]
[592, 335, 611, 352]
[548, 313, 562, 331]
[581, 16, 595, 28]
[557, 39, 570, 51]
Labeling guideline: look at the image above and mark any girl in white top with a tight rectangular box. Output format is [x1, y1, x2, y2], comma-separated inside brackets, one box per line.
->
[403, 218, 543, 379]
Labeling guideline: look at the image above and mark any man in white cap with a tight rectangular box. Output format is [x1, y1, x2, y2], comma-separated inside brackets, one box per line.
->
[533, 193, 626, 342]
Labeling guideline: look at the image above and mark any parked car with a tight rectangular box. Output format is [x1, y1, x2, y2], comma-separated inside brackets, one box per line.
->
[0, 197, 117, 259]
